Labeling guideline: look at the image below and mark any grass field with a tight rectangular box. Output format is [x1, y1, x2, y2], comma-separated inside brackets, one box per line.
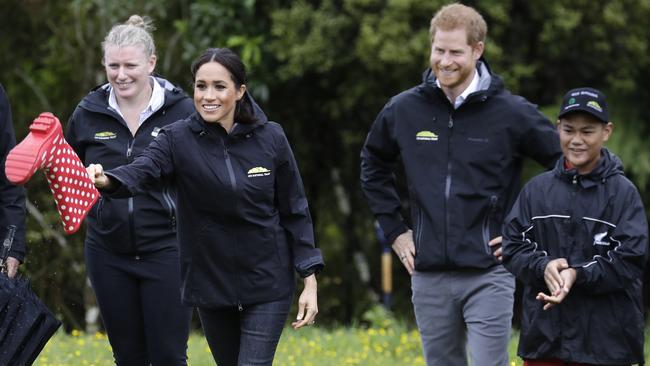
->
[32, 324, 649, 366]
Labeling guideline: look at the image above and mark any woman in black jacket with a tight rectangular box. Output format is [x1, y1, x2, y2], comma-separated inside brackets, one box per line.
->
[66, 15, 193, 365]
[87, 47, 323, 366]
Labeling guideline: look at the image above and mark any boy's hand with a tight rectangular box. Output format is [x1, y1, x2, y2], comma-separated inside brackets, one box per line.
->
[537, 267, 577, 310]
[4, 257, 20, 278]
[544, 258, 569, 296]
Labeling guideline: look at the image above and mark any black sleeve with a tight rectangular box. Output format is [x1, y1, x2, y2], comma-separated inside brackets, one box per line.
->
[502, 184, 551, 288]
[518, 101, 562, 169]
[104, 128, 175, 197]
[0, 84, 26, 261]
[572, 183, 648, 293]
[274, 125, 323, 277]
[360, 101, 409, 244]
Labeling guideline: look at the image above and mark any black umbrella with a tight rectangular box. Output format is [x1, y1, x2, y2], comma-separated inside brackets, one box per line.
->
[0, 225, 62, 365]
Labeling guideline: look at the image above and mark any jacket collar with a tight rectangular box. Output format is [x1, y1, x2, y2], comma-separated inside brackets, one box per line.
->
[79, 75, 188, 114]
[554, 148, 624, 188]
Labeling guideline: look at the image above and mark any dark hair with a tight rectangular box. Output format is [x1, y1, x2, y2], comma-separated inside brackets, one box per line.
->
[191, 48, 256, 124]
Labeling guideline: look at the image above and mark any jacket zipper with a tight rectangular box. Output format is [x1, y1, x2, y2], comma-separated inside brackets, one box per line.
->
[221, 135, 241, 308]
[126, 140, 137, 254]
[482, 195, 498, 253]
[222, 137, 237, 190]
[162, 187, 177, 229]
[444, 115, 454, 264]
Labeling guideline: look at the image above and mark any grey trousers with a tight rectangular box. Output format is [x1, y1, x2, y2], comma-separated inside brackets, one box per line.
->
[412, 265, 515, 366]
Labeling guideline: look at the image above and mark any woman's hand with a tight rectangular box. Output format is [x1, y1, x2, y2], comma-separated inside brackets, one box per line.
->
[292, 274, 318, 330]
[86, 164, 112, 189]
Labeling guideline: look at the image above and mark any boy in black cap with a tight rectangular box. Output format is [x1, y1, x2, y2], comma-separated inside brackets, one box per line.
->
[502, 87, 648, 365]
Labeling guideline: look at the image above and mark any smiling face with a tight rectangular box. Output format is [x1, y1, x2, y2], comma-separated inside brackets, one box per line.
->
[558, 113, 613, 175]
[104, 44, 156, 102]
[430, 27, 483, 100]
[193, 61, 246, 126]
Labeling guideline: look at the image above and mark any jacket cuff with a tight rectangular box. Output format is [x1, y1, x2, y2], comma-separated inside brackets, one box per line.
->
[295, 252, 324, 278]
[535, 257, 551, 281]
[384, 223, 409, 245]
[573, 266, 587, 286]
[103, 172, 130, 197]
[376, 213, 408, 245]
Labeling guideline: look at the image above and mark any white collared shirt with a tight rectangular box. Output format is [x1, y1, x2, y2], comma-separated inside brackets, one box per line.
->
[437, 68, 479, 109]
[108, 77, 165, 125]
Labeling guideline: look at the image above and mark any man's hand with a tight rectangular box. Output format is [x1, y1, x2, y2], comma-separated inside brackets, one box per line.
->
[4, 256, 20, 278]
[392, 230, 415, 275]
[489, 236, 502, 262]
[537, 267, 577, 310]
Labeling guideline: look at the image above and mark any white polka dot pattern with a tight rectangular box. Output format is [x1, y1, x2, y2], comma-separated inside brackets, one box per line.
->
[42, 134, 99, 234]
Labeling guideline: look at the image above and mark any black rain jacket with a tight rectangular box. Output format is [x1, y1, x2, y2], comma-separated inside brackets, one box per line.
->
[361, 60, 561, 270]
[66, 77, 194, 253]
[0, 84, 26, 261]
[502, 149, 648, 364]
[104, 108, 324, 308]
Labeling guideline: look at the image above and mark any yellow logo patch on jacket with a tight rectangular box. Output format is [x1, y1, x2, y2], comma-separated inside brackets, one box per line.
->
[247, 167, 271, 178]
[94, 131, 117, 140]
[416, 130, 438, 141]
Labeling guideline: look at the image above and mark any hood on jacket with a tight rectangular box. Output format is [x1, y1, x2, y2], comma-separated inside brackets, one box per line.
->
[554, 147, 624, 184]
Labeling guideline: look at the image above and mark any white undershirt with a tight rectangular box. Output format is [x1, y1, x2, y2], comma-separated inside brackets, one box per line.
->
[437, 69, 479, 109]
[108, 77, 165, 125]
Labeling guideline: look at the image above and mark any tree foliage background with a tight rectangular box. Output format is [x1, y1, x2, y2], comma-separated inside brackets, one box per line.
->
[2, 0, 650, 330]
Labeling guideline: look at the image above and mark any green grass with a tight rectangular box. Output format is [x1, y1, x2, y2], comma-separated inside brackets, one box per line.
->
[31, 325, 650, 366]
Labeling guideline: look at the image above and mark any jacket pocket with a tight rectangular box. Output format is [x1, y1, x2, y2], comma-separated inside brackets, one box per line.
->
[415, 206, 424, 255]
[161, 187, 177, 230]
[482, 195, 499, 253]
[96, 196, 104, 227]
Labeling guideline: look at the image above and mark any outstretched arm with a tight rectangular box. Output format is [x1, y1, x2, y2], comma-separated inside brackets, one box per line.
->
[87, 129, 175, 197]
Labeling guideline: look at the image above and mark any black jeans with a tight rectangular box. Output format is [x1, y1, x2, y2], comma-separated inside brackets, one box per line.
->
[86, 244, 192, 366]
[198, 295, 292, 366]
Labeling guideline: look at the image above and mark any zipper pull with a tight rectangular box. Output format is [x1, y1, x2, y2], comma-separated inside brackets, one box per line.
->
[572, 175, 578, 185]
[238, 303, 243, 312]
[448, 117, 454, 128]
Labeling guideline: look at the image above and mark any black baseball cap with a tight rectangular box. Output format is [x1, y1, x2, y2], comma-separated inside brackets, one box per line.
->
[558, 87, 608, 123]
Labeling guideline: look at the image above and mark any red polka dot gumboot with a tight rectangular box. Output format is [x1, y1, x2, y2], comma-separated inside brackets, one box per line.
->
[5, 112, 99, 234]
